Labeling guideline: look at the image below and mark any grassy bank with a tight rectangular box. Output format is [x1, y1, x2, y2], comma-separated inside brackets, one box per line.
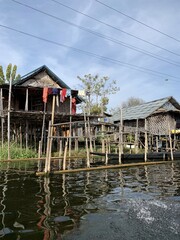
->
[0, 142, 38, 160]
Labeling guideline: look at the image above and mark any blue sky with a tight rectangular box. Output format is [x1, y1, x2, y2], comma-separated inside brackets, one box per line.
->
[0, 0, 180, 110]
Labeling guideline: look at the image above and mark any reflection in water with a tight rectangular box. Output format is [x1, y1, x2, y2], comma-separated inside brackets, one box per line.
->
[0, 162, 179, 239]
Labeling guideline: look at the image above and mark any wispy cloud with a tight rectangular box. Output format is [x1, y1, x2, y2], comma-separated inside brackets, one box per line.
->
[0, 0, 180, 110]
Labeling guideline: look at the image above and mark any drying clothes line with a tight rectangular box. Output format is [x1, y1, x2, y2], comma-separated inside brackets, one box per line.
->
[42, 88, 88, 103]
[42, 87, 78, 114]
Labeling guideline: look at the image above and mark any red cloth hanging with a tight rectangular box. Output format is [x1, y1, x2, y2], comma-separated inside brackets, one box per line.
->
[71, 97, 76, 115]
[42, 87, 48, 103]
[60, 88, 67, 103]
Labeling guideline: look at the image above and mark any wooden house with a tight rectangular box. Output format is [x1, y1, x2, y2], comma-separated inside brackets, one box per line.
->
[112, 97, 180, 150]
[0, 65, 85, 149]
[113, 96, 180, 135]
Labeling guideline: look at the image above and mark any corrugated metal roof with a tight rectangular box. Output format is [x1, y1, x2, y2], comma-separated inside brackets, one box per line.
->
[112, 96, 180, 122]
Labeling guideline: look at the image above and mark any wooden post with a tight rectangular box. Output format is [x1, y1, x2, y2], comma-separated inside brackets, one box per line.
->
[105, 141, 108, 165]
[135, 119, 139, 154]
[25, 88, 29, 151]
[156, 136, 159, 152]
[69, 95, 72, 157]
[63, 139, 68, 170]
[20, 124, 22, 149]
[40, 102, 47, 157]
[25, 120, 29, 150]
[25, 88, 28, 111]
[83, 106, 90, 168]
[118, 108, 123, 164]
[47, 95, 56, 173]
[7, 76, 12, 159]
[101, 123, 105, 153]
[59, 139, 63, 157]
[0, 88, 4, 147]
[144, 119, 148, 162]
[168, 119, 174, 161]
[44, 121, 51, 173]
[75, 137, 78, 152]
[87, 116, 93, 152]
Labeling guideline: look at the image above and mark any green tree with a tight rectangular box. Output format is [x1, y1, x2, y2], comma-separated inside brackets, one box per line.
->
[0, 63, 21, 84]
[77, 74, 119, 114]
[0, 66, 5, 84]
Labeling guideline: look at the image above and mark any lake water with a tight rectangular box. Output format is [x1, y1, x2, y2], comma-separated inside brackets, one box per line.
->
[0, 161, 180, 239]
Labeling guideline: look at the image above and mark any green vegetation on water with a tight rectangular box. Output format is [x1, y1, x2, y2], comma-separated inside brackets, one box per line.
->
[0, 142, 38, 160]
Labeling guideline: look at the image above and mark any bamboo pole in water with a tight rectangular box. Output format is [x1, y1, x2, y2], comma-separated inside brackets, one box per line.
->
[83, 106, 90, 168]
[118, 108, 123, 164]
[25, 120, 29, 150]
[0, 88, 4, 148]
[144, 119, 148, 162]
[39, 102, 47, 157]
[36, 160, 177, 176]
[45, 121, 51, 173]
[63, 139, 68, 170]
[25, 87, 28, 151]
[135, 119, 139, 154]
[168, 119, 174, 161]
[45, 95, 56, 173]
[7, 76, 12, 159]
[105, 140, 108, 165]
[69, 95, 72, 157]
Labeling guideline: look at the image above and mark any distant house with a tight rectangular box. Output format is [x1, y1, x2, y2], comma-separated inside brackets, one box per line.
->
[112, 96, 180, 136]
[0, 65, 84, 147]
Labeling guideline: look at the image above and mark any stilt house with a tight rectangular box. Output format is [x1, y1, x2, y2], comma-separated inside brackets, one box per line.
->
[113, 96, 180, 135]
[0, 65, 84, 149]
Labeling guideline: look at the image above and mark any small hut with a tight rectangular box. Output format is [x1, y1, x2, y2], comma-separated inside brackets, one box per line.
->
[112, 96, 180, 151]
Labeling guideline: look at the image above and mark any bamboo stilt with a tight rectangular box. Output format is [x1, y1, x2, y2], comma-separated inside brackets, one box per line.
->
[119, 108, 123, 164]
[83, 106, 90, 168]
[63, 139, 68, 170]
[0, 88, 4, 147]
[135, 119, 138, 154]
[7, 76, 12, 159]
[156, 136, 159, 152]
[45, 121, 51, 173]
[40, 102, 46, 157]
[46, 95, 56, 173]
[144, 119, 148, 162]
[69, 95, 72, 157]
[25, 120, 29, 150]
[168, 120, 174, 161]
[87, 116, 93, 152]
[105, 141, 108, 165]
[101, 123, 105, 153]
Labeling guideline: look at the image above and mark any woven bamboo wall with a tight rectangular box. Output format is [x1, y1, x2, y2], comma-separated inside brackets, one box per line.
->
[147, 113, 176, 135]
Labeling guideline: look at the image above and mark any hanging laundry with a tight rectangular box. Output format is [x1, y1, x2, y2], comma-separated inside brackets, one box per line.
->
[56, 95, 59, 107]
[78, 89, 86, 97]
[66, 89, 71, 97]
[71, 97, 76, 115]
[52, 88, 59, 95]
[42, 87, 48, 103]
[48, 88, 52, 95]
[60, 88, 67, 102]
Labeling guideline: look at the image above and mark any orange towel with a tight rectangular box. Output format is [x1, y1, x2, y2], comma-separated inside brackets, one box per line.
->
[42, 87, 48, 103]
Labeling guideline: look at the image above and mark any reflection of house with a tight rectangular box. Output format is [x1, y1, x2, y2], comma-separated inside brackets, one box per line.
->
[113, 96, 180, 136]
[0, 65, 84, 148]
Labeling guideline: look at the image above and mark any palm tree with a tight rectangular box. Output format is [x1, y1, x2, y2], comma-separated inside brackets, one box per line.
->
[0, 64, 21, 84]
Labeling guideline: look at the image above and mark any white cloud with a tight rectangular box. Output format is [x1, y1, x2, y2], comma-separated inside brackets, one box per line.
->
[0, 0, 180, 109]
